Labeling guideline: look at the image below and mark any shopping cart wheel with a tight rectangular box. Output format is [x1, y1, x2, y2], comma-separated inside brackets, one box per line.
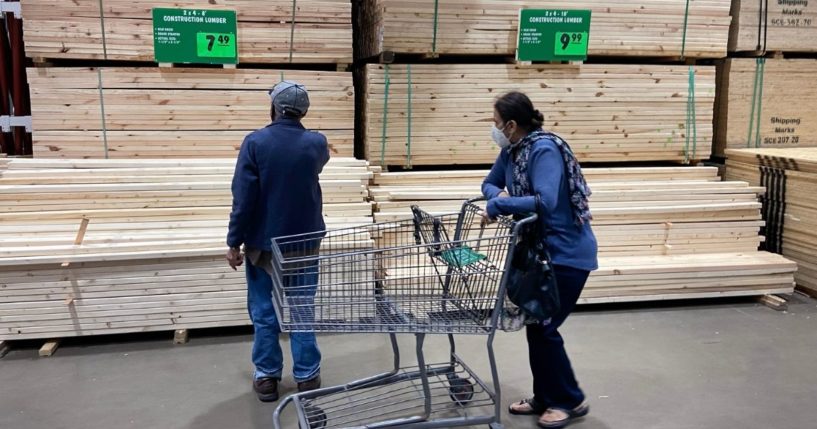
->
[447, 375, 475, 406]
[303, 403, 327, 429]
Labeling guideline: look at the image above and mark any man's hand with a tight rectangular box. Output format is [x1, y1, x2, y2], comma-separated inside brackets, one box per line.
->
[479, 210, 495, 227]
[498, 191, 510, 198]
[226, 247, 244, 271]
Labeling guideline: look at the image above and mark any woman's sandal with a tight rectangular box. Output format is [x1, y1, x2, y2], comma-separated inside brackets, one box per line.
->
[508, 398, 546, 416]
[537, 401, 590, 429]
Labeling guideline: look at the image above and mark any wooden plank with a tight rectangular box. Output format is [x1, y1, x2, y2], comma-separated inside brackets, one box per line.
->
[0, 159, 798, 342]
[363, 63, 716, 166]
[357, 0, 730, 59]
[21, 0, 353, 64]
[27, 67, 355, 159]
[757, 294, 788, 311]
[173, 329, 189, 345]
[39, 340, 60, 357]
[714, 59, 817, 157]
[729, 0, 817, 53]
[725, 147, 817, 291]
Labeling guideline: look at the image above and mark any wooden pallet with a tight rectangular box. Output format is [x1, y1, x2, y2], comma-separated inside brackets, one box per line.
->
[725, 147, 817, 295]
[20, 0, 353, 64]
[714, 58, 817, 157]
[362, 63, 716, 167]
[729, 0, 817, 54]
[356, 0, 731, 60]
[27, 67, 354, 158]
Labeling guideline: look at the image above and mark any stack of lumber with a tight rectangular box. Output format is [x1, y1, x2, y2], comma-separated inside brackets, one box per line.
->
[362, 63, 716, 166]
[27, 67, 355, 159]
[0, 158, 375, 341]
[21, 0, 352, 64]
[729, 0, 817, 53]
[725, 147, 817, 295]
[714, 58, 817, 157]
[369, 166, 796, 301]
[356, 0, 731, 59]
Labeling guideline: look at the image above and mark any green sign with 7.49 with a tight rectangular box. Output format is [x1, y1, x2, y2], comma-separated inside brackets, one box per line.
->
[517, 9, 591, 62]
[153, 8, 238, 65]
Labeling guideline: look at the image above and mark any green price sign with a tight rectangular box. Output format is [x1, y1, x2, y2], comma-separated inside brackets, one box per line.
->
[153, 8, 238, 65]
[196, 32, 236, 58]
[555, 31, 589, 56]
[517, 9, 591, 62]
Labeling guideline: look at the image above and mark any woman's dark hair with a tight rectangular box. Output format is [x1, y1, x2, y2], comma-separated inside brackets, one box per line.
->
[494, 91, 544, 131]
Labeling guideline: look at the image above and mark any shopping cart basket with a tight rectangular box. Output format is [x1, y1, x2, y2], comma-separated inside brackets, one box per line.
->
[270, 197, 537, 429]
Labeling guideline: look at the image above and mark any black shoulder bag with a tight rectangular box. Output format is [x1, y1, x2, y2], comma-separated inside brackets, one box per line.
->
[505, 195, 560, 322]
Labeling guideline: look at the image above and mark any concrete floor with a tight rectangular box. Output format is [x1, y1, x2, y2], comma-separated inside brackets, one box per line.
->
[2, 296, 817, 429]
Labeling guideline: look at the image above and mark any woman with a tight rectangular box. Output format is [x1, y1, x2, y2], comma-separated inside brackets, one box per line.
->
[482, 91, 598, 428]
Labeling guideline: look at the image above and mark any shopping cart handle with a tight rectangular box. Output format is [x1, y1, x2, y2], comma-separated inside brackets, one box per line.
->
[466, 196, 487, 204]
[272, 395, 294, 428]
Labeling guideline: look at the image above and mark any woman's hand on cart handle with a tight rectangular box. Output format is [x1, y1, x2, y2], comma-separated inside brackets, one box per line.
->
[226, 247, 244, 270]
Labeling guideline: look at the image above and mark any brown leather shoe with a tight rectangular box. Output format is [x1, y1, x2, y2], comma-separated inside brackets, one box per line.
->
[297, 375, 321, 392]
[253, 377, 280, 402]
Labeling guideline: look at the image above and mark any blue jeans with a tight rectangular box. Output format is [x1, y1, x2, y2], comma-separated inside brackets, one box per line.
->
[526, 264, 589, 410]
[246, 257, 321, 382]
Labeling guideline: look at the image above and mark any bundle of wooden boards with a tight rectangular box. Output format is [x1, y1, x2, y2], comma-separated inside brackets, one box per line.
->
[356, 0, 731, 59]
[21, 0, 353, 64]
[362, 63, 715, 166]
[0, 158, 375, 340]
[370, 166, 796, 302]
[725, 148, 817, 296]
[27, 67, 354, 159]
[714, 58, 817, 156]
[729, 0, 817, 53]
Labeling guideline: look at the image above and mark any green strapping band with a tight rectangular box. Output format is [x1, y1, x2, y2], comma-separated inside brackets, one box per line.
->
[288, 0, 298, 63]
[406, 64, 413, 168]
[380, 65, 391, 167]
[680, 0, 691, 59]
[747, 57, 766, 148]
[96, 68, 109, 159]
[684, 66, 697, 164]
[431, 0, 440, 55]
[97, 0, 109, 60]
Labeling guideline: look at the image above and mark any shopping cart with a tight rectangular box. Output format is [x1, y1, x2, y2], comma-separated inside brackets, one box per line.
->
[271, 197, 537, 429]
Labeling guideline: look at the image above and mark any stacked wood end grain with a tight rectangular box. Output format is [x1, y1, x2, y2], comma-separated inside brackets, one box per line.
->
[21, 0, 353, 64]
[729, 0, 817, 53]
[357, 0, 731, 59]
[725, 148, 817, 295]
[363, 63, 715, 167]
[27, 67, 354, 159]
[714, 58, 817, 157]
[370, 166, 796, 302]
[0, 158, 375, 341]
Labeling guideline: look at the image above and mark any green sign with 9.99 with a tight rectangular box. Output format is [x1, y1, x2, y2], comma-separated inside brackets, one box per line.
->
[153, 8, 238, 64]
[517, 9, 591, 62]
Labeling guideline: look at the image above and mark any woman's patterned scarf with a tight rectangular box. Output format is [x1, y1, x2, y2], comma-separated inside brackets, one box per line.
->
[508, 129, 593, 225]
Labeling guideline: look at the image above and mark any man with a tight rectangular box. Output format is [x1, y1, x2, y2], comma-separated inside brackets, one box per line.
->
[226, 81, 328, 402]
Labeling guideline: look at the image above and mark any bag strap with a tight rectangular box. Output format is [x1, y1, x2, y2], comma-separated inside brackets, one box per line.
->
[532, 195, 554, 264]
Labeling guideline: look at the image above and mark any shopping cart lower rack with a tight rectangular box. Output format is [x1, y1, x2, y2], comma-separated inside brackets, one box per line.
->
[270, 198, 537, 429]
